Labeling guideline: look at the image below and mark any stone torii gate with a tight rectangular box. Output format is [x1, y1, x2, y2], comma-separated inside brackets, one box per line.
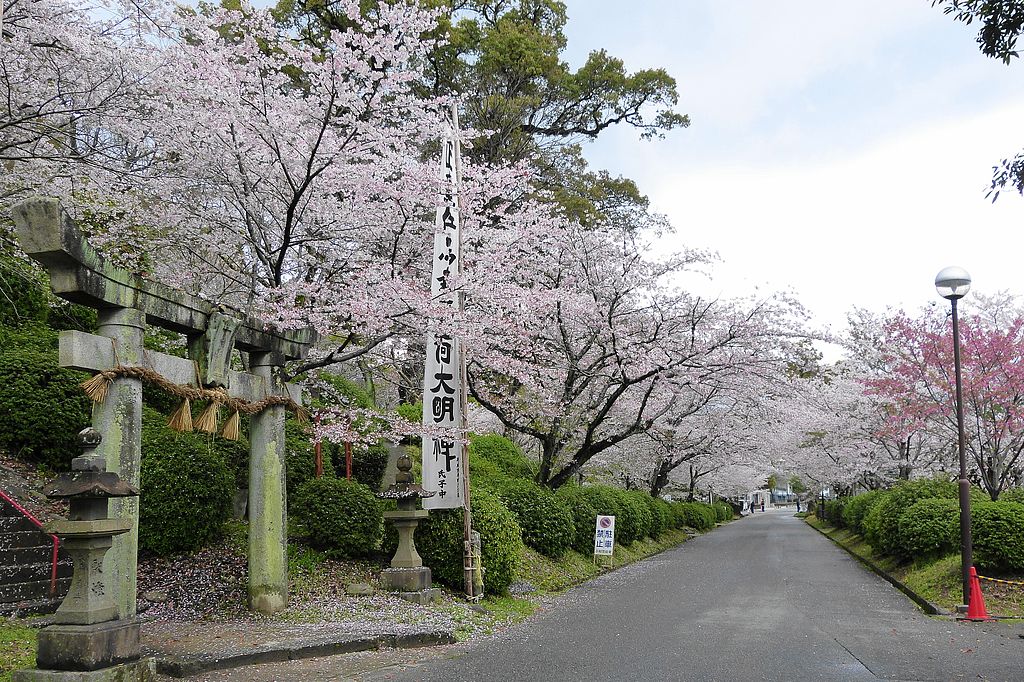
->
[11, 197, 315, 616]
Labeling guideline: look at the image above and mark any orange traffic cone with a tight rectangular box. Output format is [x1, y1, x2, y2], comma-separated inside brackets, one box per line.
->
[965, 566, 995, 621]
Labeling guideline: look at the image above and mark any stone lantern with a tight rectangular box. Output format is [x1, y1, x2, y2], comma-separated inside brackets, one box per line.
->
[14, 428, 155, 681]
[376, 453, 439, 604]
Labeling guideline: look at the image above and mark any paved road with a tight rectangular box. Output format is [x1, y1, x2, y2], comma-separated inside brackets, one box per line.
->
[351, 509, 1022, 682]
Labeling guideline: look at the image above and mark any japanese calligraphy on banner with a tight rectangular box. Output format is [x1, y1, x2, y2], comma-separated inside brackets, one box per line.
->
[594, 515, 615, 556]
[422, 120, 465, 510]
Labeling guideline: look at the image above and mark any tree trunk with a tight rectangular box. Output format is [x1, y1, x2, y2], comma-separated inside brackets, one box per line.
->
[649, 459, 671, 498]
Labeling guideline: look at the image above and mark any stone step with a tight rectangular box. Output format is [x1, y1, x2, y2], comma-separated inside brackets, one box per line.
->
[0, 576, 72, 604]
[0, 530, 55, 550]
[0, 499, 25, 518]
[0, 560, 74, 585]
[0, 544, 62, 566]
[0, 515, 42, 533]
[0, 595, 63, 617]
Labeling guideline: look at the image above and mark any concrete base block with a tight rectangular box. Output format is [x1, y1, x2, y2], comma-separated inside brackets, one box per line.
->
[248, 589, 286, 616]
[12, 657, 155, 682]
[395, 589, 442, 605]
[382, 567, 431, 593]
[36, 620, 141, 671]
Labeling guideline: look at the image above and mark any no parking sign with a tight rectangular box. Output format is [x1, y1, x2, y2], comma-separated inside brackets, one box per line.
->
[594, 515, 615, 556]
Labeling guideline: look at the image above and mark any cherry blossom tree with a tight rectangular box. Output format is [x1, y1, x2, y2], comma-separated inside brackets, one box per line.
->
[3, 0, 563, 376]
[863, 304, 1024, 499]
[466, 215, 810, 489]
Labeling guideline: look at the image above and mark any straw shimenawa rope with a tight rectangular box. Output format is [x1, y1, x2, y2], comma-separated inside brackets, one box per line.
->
[81, 365, 308, 440]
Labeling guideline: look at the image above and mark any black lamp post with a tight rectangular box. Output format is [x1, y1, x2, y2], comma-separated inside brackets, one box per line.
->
[935, 265, 973, 606]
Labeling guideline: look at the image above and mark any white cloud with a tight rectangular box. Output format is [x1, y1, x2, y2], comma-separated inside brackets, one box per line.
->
[649, 100, 1024, 338]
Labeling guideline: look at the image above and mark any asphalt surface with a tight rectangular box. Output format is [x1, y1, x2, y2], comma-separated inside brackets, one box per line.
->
[349, 509, 1023, 682]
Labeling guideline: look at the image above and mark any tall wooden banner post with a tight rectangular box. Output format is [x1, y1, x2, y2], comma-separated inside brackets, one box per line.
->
[421, 105, 480, 599]
[11, 198, 314, 617]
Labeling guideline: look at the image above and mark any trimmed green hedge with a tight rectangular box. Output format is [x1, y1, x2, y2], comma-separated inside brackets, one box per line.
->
[863, 478, 958, 556]
[666, 501, 688, 529]
[138, 408, 234, 556]
[577, 485, 624, 521]
[0, 325, 91, 471]
[618, 490, 653, 545]
[415, 488, 523, 595]
[896, 498, 959, 559]
[645, 496, 669, 538]
[999, 487, 1024, 504]
[495, 479, 575, 558]
[467, 433, 535, 492]
[841, 490, 883, 536]
[971, 501, 1024, 571]
[291, 477, 383, 559]
[711, 502, 733, 523]
[285, 419, 337, 503]
[678, 502, 716, 531]
[824, 498, 850, 527]
[553, 485, 599, 554]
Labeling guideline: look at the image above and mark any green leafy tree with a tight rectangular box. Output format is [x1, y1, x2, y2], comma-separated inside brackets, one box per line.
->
[273, 0, 688, 225]
[933, 0, 1024, 198]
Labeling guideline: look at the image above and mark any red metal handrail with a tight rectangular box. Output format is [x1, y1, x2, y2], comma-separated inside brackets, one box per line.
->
[0, 488, 59, 596]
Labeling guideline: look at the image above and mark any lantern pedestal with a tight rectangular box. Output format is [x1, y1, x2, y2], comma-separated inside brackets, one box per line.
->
[13, 429, 154, 682]
[378, 454, 440, 605]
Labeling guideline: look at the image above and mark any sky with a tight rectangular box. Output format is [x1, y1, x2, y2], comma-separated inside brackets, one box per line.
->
[559, 0, 1024, 359]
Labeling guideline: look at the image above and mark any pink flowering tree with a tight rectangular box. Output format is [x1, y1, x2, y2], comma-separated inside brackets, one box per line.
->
[843, 308, 952, 481]
[863, 306, 1024, 499]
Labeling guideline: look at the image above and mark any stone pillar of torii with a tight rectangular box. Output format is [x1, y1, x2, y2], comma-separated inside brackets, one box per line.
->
[12, 197, 314, 616]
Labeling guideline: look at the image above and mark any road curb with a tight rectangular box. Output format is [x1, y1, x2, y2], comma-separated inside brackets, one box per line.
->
[804, 519, 949, 616]
[151, 629, 457, 677]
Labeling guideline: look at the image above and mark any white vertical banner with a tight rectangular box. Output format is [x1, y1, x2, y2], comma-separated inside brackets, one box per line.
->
[422, 121, 465, 510]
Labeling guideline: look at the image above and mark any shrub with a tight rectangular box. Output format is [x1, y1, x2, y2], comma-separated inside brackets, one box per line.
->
[824, 498, 850, 527]
[285, 419, 337, 503]
[646, 496, 669, 538]
[0, 325, 91, 471]
[841, 490, 884, 536]
[679, 502, 715, 531]
[1000, 487, 1024, 504]
[666, 501, 689, 529]
[291, 477, 383, 559]
[712, 502, 733, 522]
[470, 434, 535, 483]
[318, 373, 375, 410]
[0, 253, 48, 327]
[619, 490, 653, 543]
[896, 498, 959, 559]
[139, 408, 234, 556]
[495, 475, 577, 557]
[971, 501, 1024, 571]
[577, 485, 624, 520]
[415, 487, 523, 595]
[863, 478, 958, 556]
[349, 442, 390, 491]
[553, 485, 599, 554]
[395, 402, 422, 446]
[494, 479, 574, 558]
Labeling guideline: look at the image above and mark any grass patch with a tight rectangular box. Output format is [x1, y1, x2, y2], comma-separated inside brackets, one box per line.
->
[513, 527, 694, 595]
[901, 554, 960, 607]
[480, 595, 536, 622]
[0, 622, 36, 681]
[807, 518, 1024, 617]
[516, 547, 601, 592]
